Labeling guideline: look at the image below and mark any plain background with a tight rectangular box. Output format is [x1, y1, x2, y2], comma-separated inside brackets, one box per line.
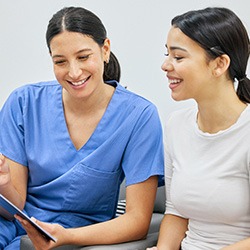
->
[1, 0, 249, 124]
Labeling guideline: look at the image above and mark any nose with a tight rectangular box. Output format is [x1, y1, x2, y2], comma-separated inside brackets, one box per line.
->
[161, 57, 173, 72]
[68, 61, 82, 79]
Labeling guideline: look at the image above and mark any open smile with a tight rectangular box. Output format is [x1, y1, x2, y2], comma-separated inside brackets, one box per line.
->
[168, 78, 182, 90]
[68, 76, 91, 87]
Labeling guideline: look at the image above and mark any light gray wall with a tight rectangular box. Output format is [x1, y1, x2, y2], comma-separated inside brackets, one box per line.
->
[1, 0, 249, 123]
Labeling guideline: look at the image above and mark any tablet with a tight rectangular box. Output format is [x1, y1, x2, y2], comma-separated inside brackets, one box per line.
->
[0, 194, 57, 242]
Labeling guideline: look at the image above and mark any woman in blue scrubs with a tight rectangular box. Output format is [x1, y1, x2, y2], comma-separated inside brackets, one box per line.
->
[0, 6, 164, 249]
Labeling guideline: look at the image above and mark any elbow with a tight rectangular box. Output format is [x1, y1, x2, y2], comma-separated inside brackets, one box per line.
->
[131, 215, 152, 241]
[136, 228, 149, 241]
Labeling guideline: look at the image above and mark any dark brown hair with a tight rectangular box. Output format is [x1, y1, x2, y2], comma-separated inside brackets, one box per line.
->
[172, 7, 250, 103]
[46, 6, 121, 82]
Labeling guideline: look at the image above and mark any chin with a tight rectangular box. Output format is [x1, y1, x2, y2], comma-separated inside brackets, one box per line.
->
[171, 91, 190, 101]
[171, 94, 183, 102]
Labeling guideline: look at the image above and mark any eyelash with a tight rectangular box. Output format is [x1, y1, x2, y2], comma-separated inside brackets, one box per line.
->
[54, 60, 65, 65]
[79, 55, 90, 60]
[164, 53, 183, 61]
[54, 55, 90, 65]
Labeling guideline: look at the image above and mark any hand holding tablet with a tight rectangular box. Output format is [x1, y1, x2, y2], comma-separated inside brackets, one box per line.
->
[0, 194, 57, 242]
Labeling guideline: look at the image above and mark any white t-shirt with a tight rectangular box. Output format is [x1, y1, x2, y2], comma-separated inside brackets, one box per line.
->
[164, 105, 250, 249]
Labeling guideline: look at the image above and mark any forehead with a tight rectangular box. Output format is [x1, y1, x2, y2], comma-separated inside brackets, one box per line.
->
[50, 31, 98, 54]
[166, 27, 202, 53]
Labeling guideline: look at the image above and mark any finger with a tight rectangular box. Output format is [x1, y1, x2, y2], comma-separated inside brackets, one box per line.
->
[31, 217, 51, 231]
[16, 216, 51, 244]
[31, 217, 38, 223]
[0, 153, 4, 165]
[0, 155, 9, 173]
[0, 160, 9, 173]
[15, 214, 29, 227]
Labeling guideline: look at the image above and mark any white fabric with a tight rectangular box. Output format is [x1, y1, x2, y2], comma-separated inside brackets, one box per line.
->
[164, 105, 250, 249]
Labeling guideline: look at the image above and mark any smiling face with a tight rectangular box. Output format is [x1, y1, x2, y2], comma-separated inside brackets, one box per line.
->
[161, 27, 215, 102]
[50, 31, 110, 100]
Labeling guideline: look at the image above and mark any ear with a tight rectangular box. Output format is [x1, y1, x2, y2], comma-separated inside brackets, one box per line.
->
[212, 54, 230, 77]
[102, 38, 111, 63]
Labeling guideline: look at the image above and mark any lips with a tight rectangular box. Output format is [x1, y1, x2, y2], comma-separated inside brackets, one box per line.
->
[168, 77, 182, 90]
[68, 76, 91, 86]
[169, 79, 181, 84]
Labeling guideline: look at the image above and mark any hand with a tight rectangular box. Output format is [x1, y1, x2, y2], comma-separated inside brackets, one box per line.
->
[0, 154, 11, 187]
[15, 215, 65, 250]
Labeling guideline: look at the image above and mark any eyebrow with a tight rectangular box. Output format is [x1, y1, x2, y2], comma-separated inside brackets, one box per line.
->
[52, 48, 92, 59]
[165, 44, 188, 52]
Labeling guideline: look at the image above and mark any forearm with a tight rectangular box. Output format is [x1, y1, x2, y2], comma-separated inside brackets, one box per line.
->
[221, 237, 250, 250]
[0, 155, 27, 209]
[65, 212, 150, 246]
[63, 176, 158, 246]
[156, 214, 188, 250]
[0, 181, 26, 209]
[21, 176, 158, 248]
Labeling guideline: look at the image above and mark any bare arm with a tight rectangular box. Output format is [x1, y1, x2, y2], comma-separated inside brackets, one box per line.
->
[17, 176, 159, 249]
[0, 154, 28, 209]
[68, 176, 158, 244]
[221, 238, 250, 250]
[156, 214, 188, 250]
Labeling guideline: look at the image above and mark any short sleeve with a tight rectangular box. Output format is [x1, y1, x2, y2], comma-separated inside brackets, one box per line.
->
[0, 88, 28, 166]
[122, 104, 164, 186]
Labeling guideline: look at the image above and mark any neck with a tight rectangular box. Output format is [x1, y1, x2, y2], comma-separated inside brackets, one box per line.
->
[63, 83, 114, 116]
[197, 89, 247, 134]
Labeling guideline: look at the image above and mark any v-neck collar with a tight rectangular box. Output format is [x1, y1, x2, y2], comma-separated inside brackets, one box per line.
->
[59, 81, 119, 152]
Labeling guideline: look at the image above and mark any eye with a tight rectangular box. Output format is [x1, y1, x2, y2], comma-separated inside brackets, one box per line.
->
[54, 60, 66, 65]
[164, 53, 169, 57]
[78, 54, 91, 61]
[174, 56, 184, 61]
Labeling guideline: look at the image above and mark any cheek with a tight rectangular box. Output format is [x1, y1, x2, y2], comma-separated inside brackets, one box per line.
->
[179, 62, 204, 79]
[53, 66, 65, 81]
[175, 64, 190, 78]
[88, 59, 105, 76]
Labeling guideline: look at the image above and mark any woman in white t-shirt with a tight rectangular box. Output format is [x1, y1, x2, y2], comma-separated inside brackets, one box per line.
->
[148, 6, 250, 250]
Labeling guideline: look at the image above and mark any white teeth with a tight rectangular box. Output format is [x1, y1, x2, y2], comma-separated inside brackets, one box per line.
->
[71, 79, 87, 86]
[169, 79, 181, 84]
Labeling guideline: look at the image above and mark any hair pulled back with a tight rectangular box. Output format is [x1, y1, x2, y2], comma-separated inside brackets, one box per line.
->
[172, 7, 250, 103]
[46, 6, 120, 82]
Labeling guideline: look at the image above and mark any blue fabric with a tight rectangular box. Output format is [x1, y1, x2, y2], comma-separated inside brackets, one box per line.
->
[0, 216, 25, 249]
[0, 80, 164, 248]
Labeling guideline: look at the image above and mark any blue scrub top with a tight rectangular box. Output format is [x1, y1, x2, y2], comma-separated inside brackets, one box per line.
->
[0, 80, 164, 228]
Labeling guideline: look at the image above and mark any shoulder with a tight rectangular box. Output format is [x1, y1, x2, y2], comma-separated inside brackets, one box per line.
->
[1, 80, 61, 114]
[114, 81, 158, 112]
[105, 81, 162, 131]
[11, 80, 60, 95]
[165, 106, 197, 129]
[6, 80, 60, 102]
[242, 104, 250, 117]
[235, 104, 250, 131]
